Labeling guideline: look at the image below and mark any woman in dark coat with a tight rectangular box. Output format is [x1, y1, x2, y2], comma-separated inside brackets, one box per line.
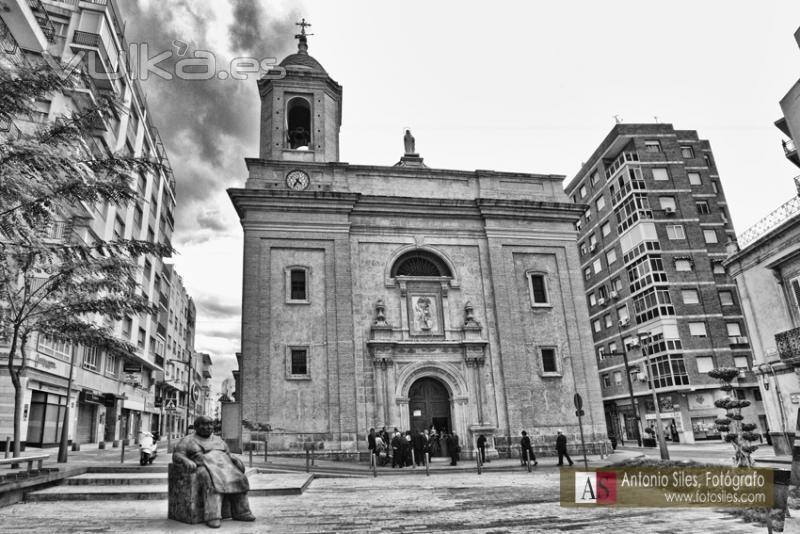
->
[446, 432, 460, 466]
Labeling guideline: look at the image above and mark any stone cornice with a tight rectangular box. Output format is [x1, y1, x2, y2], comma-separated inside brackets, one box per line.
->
[227, 188, 359, 219]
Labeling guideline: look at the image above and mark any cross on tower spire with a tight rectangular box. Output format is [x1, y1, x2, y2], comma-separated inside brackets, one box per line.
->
[294, 18, 313, 54]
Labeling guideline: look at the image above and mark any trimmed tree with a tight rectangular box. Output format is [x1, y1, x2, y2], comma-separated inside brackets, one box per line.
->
[0, 62, 172, 460]
[708, 367, 760, 467]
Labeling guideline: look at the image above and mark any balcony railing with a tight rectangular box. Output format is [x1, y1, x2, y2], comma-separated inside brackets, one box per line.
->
[611, 179, 647, 207]
[604, 152, 640, 180]
[776, 327, 800, 361]
[737, 195, 800, 249]
[26, 0, 55, 42]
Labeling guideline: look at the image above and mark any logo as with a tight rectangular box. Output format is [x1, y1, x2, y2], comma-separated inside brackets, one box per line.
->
[574, 471, 617, 504]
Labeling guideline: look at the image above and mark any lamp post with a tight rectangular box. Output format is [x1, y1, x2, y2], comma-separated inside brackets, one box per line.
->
[638, 332, 669, 460]
[606, 349, 643, 447]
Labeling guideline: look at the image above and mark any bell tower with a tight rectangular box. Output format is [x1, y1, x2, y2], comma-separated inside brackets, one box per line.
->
[258, 19, 342, 163]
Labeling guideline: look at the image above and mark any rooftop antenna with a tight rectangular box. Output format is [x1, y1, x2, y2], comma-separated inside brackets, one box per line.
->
[653, 116, 659, 123]
[614, 115, 622, 124]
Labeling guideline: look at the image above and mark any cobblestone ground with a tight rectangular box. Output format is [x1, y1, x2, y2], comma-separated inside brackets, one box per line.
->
[0, 471, 773, 533]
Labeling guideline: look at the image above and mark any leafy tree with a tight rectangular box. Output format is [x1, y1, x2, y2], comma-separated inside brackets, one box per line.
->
[0, 61, 172, 460]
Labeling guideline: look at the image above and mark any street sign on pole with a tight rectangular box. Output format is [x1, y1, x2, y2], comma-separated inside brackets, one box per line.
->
[574, 392, 589, 469]
[573, 393, 583, 411]
[165, 399, 176, 412]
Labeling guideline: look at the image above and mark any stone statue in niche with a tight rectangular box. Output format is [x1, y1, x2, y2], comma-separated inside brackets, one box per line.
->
[463, 301, 480, 327]
[374, 299, 390, 327]
[410, 294, 439, 334]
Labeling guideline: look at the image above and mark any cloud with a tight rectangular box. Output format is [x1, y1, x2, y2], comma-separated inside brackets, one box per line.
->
[195, 295, 240, 318]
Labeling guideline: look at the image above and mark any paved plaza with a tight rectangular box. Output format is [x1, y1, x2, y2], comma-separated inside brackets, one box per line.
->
[0, 469, 778, 534]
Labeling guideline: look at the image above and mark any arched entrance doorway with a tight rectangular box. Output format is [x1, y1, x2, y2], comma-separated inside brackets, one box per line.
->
[408, 377, 450, 435]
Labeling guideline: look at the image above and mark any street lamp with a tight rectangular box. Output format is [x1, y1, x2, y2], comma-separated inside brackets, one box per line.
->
[606, 347, 643, 447]
[638, 332, 670, 460]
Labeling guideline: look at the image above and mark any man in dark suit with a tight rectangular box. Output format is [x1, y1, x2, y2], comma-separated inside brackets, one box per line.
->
[412, 431, 426, 466]
[556, 429, 574, 466]
[367, 428, 376, 462]
[520, 430, 538, 466]
[446, 432, 460, 466]
[476, 434, 488, 464]
[391, 431, 404, 468]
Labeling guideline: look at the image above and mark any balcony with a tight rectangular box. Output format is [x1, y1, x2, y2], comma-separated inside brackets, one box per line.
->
[782, 139, 800, 168]
[26, 0, 55, 42]
[776, 327, 800, 362]
[737, 195, 800, 249]
[604, 152, 640, 180]
[69, 31, 120, 92]
[611, 178, 646, 207]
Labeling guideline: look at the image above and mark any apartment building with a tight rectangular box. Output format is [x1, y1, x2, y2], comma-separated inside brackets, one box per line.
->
[565, 124, 765, 445]
[0, 0, 180, 447]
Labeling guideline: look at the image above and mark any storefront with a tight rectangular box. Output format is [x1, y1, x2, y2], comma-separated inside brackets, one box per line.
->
[75, 390, 105, 444]
[26, 389, 67, 447]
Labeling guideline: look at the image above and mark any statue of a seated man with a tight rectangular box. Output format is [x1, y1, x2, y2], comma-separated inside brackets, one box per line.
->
[173, 415, 255, 528]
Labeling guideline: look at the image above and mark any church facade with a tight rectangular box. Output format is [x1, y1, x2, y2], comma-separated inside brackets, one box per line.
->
[228, 28, 607, 456]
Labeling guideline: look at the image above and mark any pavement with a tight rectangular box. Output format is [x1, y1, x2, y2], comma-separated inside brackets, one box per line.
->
[0, 442, 795, 533]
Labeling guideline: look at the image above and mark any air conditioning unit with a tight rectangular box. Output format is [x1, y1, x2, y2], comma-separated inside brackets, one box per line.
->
[664, 206, 675, 215]
[618, 318, 629, 327]
[598, 297, 605, 305]
[590, 243, 597, 251]
[638, 372, 648, 382]
[610, 290, 619, 299]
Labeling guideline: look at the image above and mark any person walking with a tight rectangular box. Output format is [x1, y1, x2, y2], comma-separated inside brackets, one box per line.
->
[476, 434, 488, 464]
[520, 430, 538, 466]
[556, 429, 574, 466]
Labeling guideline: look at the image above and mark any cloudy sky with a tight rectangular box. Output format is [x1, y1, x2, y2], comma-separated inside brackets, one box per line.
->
[121, 0, 800, 394]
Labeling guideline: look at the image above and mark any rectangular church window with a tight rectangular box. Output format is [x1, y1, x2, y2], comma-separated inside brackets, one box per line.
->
[540, 347, 559, 375]
[290, 348, 308, 375]
[288, 268, 308, 302]
[528, 273, 550, 307]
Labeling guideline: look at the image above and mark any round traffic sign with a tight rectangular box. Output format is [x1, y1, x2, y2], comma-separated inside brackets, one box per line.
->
[573, 393, 583, 410]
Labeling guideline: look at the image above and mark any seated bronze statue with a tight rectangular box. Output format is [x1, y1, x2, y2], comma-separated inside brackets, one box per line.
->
[172, 415, 255, 528]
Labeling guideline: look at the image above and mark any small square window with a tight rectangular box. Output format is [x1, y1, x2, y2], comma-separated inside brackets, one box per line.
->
[675, 259, 693, 272]
[608, 341, 618, 353]
[666, 225, 685, 240]
[613, 371, 623, 385]
[591, 171, 600, 186]
[703, 229, 718, 244]
[734, 356, 749, 370]
[696, 201, 710, 215]
[590, 234, 598, 248]
[528, 273, 550, 307]
[681, 146, 695, 159]
[688, 172, 702, 185]
[606, 249, 617, 265]
[584, 267, 592, 280]
[579, 185, 587, 198]
[644, 140, 661, 153]
[726, 322, 742, 337]
[589, 293, 597, 306]
[719, 291, 734, 306]
[681, 289, 699, 304]
[603, 314, 612, 328]
[540, 347, 559, 375]
[602, 374, 611, 388]
[659, 197, 676, 211]
[696, 356, 714, 374]
[593, 258, 602, 274]
[689, 322, 707, 337]
[593, 319, 602, 333]
[596, 196, 606, 211]
[601, 222, 611, 237]
[612, 278, 623, 292]
[617, 305, 629, 323]
[711, 181, 719, 194]
[652, 168, 669, 181]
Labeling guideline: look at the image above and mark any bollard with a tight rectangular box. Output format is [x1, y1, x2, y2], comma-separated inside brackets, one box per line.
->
[249, 442, 253, 468]
[411, 449, 416, 468]
[306, 450, 311, 473]
[120, 439, 125, 464]
[476, 448, 482, 475]
[425, 452, 430, 476]
[371, 452, 377, 478]
[4, 436, 9, 459]
[525, 449, 531, 473]
[264, 440, 268, 464]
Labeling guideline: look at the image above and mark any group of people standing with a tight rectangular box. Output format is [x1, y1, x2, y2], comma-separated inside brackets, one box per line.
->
[368, 427, 462, 467]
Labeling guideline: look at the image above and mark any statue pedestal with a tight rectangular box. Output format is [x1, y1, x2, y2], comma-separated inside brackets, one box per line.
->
[395, 154, 427, 168]
[168, 463, 231, 525]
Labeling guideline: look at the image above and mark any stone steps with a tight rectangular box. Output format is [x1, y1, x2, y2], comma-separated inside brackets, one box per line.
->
[24, 471, 314, 501]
